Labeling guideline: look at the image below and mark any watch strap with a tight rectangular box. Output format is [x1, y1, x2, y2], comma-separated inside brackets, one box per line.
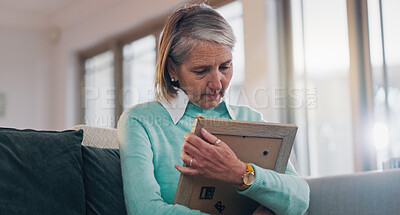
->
[239, 163, 255, 190]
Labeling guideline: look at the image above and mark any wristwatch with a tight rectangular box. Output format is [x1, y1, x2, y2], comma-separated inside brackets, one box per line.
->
[239, 163, 255, 190]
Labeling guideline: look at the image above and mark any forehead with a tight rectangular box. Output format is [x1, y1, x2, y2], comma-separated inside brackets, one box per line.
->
[185, 41, 232, 67]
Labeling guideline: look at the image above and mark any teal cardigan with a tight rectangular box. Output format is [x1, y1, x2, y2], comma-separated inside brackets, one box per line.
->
[117, 101, 309, 215]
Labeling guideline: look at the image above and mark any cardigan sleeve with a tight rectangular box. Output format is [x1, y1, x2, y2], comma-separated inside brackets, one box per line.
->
[237, 162, 310, 215]
[117, 114, 208, 215]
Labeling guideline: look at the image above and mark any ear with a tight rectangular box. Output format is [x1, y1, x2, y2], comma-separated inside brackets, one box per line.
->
[167, 57, 179, 81]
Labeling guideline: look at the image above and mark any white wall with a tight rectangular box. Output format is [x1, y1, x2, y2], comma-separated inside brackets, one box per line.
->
[0, 25, 53, 129]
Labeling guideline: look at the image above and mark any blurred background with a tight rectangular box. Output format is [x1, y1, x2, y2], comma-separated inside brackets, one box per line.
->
[0, 0, 399, 177]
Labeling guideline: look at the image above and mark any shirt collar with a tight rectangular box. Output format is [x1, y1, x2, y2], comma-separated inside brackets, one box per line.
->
[160, 89, 236, 124]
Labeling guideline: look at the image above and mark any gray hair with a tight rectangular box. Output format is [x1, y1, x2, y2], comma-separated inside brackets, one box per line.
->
[155, 3, 236, 102]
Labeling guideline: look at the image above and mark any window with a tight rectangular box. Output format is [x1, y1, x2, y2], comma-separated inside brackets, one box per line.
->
[123, 35, 157, 110]
[291, 0, 354, 176]
[368, 0, 400, 169]
[83, 51, 115, 128]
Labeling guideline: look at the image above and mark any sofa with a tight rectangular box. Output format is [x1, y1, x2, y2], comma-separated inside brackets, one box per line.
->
[1, 125, 399, 215]
[0, 125, 125, 215]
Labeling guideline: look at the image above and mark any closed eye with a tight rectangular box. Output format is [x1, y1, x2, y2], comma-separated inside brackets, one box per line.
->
[193, 69, 207, 75]
[219, 62, 232, 72]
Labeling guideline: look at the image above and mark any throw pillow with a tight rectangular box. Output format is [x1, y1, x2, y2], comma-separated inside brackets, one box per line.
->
[82, 146, 127, 215]
[0, 127, 85, 214]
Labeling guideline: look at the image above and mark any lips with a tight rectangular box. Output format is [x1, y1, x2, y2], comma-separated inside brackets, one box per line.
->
[204, 93, 221, 100]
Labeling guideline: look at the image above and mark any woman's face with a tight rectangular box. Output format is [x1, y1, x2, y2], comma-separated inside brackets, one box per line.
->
[169, 41, 233, 109]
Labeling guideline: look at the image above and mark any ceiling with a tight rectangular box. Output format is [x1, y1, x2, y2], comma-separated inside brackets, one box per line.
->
[0, 0, 81, 16]
[0, 0, 125, 29]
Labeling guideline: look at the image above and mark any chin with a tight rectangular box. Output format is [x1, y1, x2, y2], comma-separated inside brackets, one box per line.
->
[199, 100, 220, 110]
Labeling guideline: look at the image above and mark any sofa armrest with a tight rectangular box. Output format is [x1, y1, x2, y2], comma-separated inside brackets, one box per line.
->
[305, 169, 400, 215]
[71, 125, 119, 149]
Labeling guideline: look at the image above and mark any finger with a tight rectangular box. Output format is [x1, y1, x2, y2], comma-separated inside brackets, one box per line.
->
[200, 128, 228, 148]
[200, 128, 218, 144]
[184, 132, 211, 151]
[175, 164, 198, 175]
[180, 150, 194, 166]
[182, 140, 202, 159]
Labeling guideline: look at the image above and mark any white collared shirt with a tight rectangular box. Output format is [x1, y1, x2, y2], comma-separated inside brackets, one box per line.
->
[160, 89, 236, 125]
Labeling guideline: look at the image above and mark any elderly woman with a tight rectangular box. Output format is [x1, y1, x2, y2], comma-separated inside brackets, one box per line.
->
[117, 3, 309, 215]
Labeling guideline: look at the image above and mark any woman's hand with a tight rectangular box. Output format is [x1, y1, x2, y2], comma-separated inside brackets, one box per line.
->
[175, 128, 247, 187]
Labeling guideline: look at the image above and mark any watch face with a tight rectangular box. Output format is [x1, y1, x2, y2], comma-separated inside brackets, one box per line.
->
[243, 172, 255, 186]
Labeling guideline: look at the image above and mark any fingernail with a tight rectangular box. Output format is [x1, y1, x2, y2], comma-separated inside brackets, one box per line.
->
[202, 128, 208, 134]
[184, 133, 189, 139]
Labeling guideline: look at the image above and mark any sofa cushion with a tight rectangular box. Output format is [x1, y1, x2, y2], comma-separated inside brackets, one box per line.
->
[305, 169, 400, 215]
[0, 127, 85, 214]
[82, 146, 127, 215]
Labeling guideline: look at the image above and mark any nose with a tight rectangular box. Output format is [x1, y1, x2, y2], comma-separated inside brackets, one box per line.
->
[208, 69, 222, 91]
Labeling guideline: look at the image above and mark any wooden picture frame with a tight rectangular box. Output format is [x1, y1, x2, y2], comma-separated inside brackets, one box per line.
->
[174, 117, 298, 215]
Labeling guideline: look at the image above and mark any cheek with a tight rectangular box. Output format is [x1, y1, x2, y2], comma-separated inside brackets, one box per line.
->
[222, 72, 233, 87]
[193, 82, 208, 95]
[180, 78, 206, 97]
